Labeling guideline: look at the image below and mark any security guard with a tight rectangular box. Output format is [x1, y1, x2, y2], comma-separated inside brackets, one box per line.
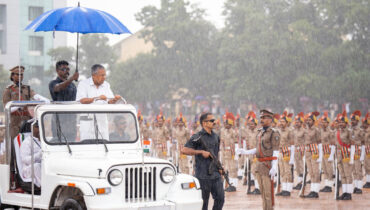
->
[174, 114, 190, 174]
[152, 112, 170, 159]
[245, 111, 260, 194]
[2, 66, 49, 140]
[363, 113, 370, 188]
[276, 112, 294, 196]
[220, 112, 238, 191]
[292, 112, 305, 190]
[237, 109, 280, 210]
[336, 111, 354, 200]
[181, 113, 224, 210]
[302, 111, 322, 198]
[319, 112, 335, 192]
[350, 110, 365, 194]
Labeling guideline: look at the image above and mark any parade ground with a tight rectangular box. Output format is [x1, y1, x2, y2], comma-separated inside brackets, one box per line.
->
[215, 181, 370, 210]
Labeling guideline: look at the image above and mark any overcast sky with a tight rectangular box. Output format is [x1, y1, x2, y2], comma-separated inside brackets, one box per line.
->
[66, 0, 226, 46]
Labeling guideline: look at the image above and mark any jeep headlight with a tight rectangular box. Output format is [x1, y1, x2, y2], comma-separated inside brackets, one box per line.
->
[160, 167, 175, 183]
[108, 169, 123, 186]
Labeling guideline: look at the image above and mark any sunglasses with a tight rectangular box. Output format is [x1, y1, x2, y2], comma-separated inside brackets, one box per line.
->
[205, 119, 216, 123]
[58, 67, 70, 71]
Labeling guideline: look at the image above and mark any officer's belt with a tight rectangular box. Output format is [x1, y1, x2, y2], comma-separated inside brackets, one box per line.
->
[257, 157, 277, 162]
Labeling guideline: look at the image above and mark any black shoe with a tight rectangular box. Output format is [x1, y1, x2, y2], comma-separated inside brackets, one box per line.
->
[304, 191, 319, 198]
[337, 193, 347, 200]
[276, 191, 284, 196]
[243, 179, 248, 186]
[225, 185, 236, 192]
[320, 186, 332, 192]
[307, 180, 311, 184]
[237, 176, 242, 180]
[354, 188, 362, 194]
[293, 183, 302, 190]
[281, 191, 291, 197]
[252, 188, 261, 195]
[343, 193, 352, 200]
[363, 182, 370, 188]
[247, 190, 253, 194]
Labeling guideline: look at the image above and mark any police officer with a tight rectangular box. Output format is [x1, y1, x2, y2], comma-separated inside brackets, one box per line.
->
[2, 66, 49, 140]
[152, 112, 170, 159]
[335, 111, 355, 200]
[363, 113, 370, 188]
[245, 112, 260, 194]
[292, 113, 305, 190]
[237, 109, 280, 210]
[350, 110, 365, 194]
[181, 113, 224, 210]
[174, 114, 190, 174]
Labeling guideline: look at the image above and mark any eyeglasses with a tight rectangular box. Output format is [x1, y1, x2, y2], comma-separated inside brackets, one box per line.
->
[58, 67, 70, 71]
[205, 119, 216, 123]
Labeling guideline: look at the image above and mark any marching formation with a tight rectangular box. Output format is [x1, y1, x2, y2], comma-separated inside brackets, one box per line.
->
[137, 109, 370, 202]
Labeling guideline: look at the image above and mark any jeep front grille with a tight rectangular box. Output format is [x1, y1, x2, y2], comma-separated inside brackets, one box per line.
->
[124, 166, 157, 202]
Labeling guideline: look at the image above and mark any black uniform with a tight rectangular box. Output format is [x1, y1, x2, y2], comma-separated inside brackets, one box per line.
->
[185, 129, 224, 210]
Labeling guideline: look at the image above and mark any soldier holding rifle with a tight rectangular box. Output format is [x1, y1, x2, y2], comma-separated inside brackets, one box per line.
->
[181, 113, 224, 210]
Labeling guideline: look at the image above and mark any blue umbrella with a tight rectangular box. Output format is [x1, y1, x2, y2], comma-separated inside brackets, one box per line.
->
[25, 3, 131, 73]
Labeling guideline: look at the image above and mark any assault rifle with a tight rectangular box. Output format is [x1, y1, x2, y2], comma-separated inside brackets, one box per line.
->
[246, 158, 252, 194]
[299, 156, 307, 197]
[334, 147, 340, 200]
[195, 133, 234, 188]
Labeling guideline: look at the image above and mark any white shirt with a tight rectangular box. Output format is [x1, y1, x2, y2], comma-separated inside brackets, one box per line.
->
[19, 135, 42, 187]
[76, 77, 114, 103]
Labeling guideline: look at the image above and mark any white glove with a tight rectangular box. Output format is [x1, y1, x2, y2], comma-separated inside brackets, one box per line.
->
[0, 141, 5, 156]
[236, 148, 256, 155]
[33, 94, 50, 103]
[234, 143, 239, 160]
[350, 145, 355, 165]
[289, 145, 295, 165]
[328, 145, 335, 162]
[269, 150, 279, 179]
[317, 143, 323, 163]
[360, 145, 365, 161]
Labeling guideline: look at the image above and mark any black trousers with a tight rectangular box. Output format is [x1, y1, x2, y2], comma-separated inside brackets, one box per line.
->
[198, 177, 225, 210]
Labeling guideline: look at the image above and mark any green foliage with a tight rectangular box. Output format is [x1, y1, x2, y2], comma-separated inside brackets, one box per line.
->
[109, 0, 369, 112]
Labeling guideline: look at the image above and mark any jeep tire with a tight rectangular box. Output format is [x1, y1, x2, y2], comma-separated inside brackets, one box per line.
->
[60, 198, 83, 210]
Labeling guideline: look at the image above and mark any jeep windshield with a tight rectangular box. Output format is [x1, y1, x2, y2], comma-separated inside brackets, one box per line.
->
[42, 112, 138, 144]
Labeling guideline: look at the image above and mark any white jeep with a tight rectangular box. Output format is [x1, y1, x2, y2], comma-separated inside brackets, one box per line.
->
[0, 101, 202, 210]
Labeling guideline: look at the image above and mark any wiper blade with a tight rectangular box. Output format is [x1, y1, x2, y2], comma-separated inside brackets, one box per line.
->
[55, 113, 72, 154]
[93, 114, 108, 153]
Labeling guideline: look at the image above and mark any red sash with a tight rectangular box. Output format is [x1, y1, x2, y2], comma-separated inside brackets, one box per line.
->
[336, 130, 350, 148]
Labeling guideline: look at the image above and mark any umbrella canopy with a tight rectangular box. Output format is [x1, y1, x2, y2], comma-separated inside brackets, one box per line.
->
[25, 4, 131, 75]
[25, 6, 131, 34]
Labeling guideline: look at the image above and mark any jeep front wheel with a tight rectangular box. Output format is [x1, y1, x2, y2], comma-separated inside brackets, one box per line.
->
[60, 198, 83, 210]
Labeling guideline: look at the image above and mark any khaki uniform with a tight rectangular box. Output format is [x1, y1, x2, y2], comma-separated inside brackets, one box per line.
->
[152, 125, 170, 159]
[255, 127, 280, 210]
[2, 84, 35, 140]
[220, 127, 238, 177]
[173, 127, 190, 174]
[304, 126, 321, 183]
[293, 128, 305, 177]
[278, 128, 294, 183]
[236, 126, 247, 175]
[246, 128, 258, 177]
[351, 126, 364, 181]
[0, 126, 5, 164]
[365, 128, 370, 177]
[336, 128, 353, 184]
[320, 128, 334, 181]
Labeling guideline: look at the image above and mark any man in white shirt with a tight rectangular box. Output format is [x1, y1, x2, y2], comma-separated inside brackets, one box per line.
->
[76, 64, 121, 104]
[76, 64, 121, 140]
[20, 120, 41, 188]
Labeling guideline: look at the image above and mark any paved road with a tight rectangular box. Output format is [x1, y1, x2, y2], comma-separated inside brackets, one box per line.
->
[218, 181, 370, 210]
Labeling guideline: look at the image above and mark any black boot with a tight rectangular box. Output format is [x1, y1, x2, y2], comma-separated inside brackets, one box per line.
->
[251, 188, 261, 195]
[320, 186, 332, 192]
[354, 188, 362, 194]
[276, 191, 284, 196]
[337, 193, 347, 200]
[307, 180, 311, 184]
[363, 182, 370, 188]
[293, 183, 302, 190]
[237, 176, 242, 180]
[225, 185, 236, 192]
[281, 191, 291, 196]
[343, 193, 352, 200]
[304, 191, 319, 198]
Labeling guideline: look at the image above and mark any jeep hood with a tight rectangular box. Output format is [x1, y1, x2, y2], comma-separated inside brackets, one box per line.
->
[46, 151, 169, 178]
